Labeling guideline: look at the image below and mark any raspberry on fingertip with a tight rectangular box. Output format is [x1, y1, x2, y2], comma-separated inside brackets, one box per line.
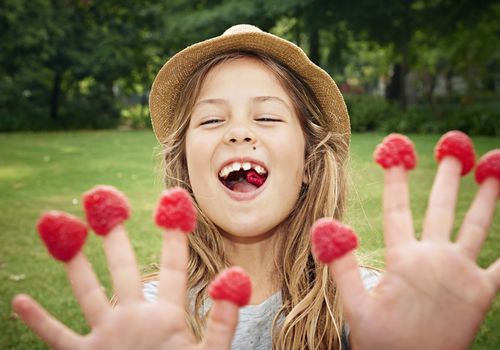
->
[311, 218, 358, 264]
[475, 149, 500, 186]
[208, 267, 252, 307]
[154, 187, 197, 233]
[435, 130, 475, 176]
[374, 133, 417, 170]
[37, 211, 88, 262]
[83, 185, 131, 236]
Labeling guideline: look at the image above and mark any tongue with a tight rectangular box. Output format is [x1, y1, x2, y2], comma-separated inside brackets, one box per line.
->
[231, 181, 258, 193]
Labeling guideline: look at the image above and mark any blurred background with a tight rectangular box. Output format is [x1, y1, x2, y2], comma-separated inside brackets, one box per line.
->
[1, 0, 499, 135]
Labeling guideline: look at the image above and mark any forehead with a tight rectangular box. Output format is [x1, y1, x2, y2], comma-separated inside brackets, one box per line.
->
[196, 56, 292, 103]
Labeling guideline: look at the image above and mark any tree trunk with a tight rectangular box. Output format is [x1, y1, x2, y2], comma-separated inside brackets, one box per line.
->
[309, 21, 319, 66]
[50, 71, 63, 124]
[400, 52, 408, 110]
[398, 0, 411, 111]
[386, 64, 402, 102]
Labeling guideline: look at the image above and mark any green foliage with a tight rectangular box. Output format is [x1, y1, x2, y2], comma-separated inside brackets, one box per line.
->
[346, 96, 399, 132]
[121, 104, 152, 129]
[0, 0, 498, 133]
[347, 96, 500, 136]
[0, 0, 166, 132]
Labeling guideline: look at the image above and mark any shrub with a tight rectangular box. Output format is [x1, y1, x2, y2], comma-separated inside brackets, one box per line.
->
[346, 95, 500, 136]
[345, 96, 399, 132]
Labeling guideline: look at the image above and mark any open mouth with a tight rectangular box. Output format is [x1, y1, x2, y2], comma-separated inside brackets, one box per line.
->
[218, 161, 268, 193]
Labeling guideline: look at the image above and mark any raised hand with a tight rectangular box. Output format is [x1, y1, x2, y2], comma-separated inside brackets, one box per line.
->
[12, 186, 250, 350]
[314, 132, 499, 350]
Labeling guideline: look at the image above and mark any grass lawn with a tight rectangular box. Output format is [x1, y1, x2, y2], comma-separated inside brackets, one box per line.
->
[0, 130, 498, 349]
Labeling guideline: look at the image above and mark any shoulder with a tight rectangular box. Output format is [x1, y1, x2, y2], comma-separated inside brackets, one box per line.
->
[142, 267, 381, 303]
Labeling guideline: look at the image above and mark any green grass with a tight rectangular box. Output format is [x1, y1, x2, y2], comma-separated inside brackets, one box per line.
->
[0, 130, 498, 349]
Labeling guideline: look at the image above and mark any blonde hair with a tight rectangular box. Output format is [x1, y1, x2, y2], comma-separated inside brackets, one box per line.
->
[159, 51, 349, 349]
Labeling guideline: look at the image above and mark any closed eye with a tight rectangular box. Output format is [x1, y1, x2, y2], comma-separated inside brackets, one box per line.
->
[255, 117, 282, 122]
[200, 118, 223, 126]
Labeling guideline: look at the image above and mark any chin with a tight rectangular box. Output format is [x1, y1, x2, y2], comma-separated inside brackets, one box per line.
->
[219, 219, 277, 238]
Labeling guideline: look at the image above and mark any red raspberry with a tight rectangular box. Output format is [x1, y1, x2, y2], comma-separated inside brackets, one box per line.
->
[154, 187, 197, 233]
[435, 130, 475, 176]
[208, 267, 252, 307]
[475, 149, 500, 186]
[246, 169, 265, 187]
[374, 133, 417, 170]
[83, 185, 131, 235]
[311, 218, 358, 264]
[37, 211, 88, 262]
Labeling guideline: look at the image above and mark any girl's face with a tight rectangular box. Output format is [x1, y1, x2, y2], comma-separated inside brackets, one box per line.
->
[185, 57, 306, 240]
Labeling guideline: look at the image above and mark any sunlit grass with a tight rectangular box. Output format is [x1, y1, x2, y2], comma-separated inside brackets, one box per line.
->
[0, 130, 498, 349]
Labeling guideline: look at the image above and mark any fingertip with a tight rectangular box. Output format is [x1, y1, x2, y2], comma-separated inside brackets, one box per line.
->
[475, 149, 500, 187]
[154, 187, 197, 233]
[439, 156, 463, 175]
[311, 218, 358, 264]
[204, 300, 240, 348]
[383, 166, 409, 187]
[211, 300, 239, 322]
[482, 177, 500, 195]
[208, 267, 252, 307]
[328, 251, 359, 276]
[374, 133, 417, 170]
[12, 293, 31, 311]
[11, 294, 41, 322]
[162, 228, 188, 249]
[435, 130, 475, 176]
[82, 185, 131, 236]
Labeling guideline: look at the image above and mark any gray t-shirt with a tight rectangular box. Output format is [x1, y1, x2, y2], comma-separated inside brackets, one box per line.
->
[142, 268, 380, 350]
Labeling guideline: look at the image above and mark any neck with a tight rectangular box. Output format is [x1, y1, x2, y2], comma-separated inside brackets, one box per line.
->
[221, 230, 281, 305]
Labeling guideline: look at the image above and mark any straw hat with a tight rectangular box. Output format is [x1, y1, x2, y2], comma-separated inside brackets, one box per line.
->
[149, 24, 350, 152]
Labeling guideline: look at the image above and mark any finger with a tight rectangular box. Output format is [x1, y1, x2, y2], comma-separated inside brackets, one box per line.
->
[102, 225, 142, 303]
[456, 178, 499, 259]
[65, 253, 110, 327]
[203, 300, 239, 350]
[422, 157, 462, 241]
[328, 253, 368, 322]
[383, 166, 415, 247]
[486, 258, 500, 291]
[12, 294, 82, 350]
[157, 229, 188, 305]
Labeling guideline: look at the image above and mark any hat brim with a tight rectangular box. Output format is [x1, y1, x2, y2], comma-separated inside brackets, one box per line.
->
[149, 29, 350, 154]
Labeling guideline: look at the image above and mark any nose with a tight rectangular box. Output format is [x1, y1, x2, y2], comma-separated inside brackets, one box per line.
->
[224, 126, 256, 145]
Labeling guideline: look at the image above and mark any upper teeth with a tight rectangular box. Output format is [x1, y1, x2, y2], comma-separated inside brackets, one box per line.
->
[219, 161, 267, 179]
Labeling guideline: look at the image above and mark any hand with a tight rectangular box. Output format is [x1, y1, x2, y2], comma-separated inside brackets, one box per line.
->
[12, 225, 239, 349]
[328, 156, 499, 350]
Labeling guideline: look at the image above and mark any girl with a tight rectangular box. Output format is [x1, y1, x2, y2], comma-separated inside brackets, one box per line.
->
[13, 24, 499, 350]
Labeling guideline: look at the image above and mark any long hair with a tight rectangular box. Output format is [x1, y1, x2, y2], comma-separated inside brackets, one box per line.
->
[159, 50, 349, 349]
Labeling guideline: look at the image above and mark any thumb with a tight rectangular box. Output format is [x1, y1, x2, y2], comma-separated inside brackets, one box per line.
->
[202, 266, 252, 349]
[311, 218, 367, 321]
[203, 300, 239, 349]
[328, 252, 367, 321]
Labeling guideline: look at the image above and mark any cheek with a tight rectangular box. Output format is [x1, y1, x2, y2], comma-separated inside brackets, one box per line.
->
[185, 131, 216, 199]
[185, 132, 204, 186]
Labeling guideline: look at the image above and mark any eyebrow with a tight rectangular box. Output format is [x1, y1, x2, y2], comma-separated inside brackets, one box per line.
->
[194, 96, 292, 112]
